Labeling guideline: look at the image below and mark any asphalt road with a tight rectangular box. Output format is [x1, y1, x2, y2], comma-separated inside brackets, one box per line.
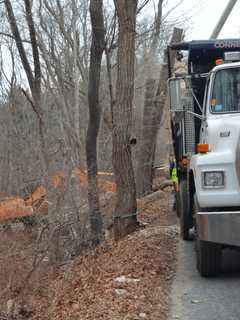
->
[169, 236, 240, 320]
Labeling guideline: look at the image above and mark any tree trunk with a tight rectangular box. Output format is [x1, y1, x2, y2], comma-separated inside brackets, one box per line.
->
[112, 0, 138, 240]
[86, 0, 105, 245]
[136, 78, 158, 197]
[136, 27, 183, 197]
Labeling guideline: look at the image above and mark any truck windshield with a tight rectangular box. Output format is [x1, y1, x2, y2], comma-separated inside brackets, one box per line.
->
[211, 67, 240, 113]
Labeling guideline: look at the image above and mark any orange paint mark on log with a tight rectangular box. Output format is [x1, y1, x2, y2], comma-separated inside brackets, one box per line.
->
[25, 186, 46, 206]
[0, 198, 33, 221]
[0, 169, 116, 221]
[74, 169, 116, 192]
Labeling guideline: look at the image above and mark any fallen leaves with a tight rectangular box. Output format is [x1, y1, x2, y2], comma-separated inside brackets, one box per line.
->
[0, 178, 177, 320]
[43, 191, 177, 320]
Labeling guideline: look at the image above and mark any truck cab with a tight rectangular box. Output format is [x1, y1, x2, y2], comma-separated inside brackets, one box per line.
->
[192, 61, 240, 209]
[168, 39, 240, 276]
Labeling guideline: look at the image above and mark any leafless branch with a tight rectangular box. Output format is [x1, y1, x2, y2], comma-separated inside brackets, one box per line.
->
[0, 31, 31, 43]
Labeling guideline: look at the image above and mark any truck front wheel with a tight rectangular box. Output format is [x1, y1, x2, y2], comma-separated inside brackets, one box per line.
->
[194, 196, 222, 276]
[196, 240, 222, 277]
[179, 179, 192, 240]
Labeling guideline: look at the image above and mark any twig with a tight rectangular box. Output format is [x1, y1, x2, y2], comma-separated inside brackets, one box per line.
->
[21, 88, 43, 124]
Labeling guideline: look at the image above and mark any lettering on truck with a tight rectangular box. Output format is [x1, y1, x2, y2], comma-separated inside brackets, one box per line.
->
[214, 40, 240, 48]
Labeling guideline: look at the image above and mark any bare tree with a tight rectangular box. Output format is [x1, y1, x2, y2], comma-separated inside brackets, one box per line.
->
[136, 0, 164, 197]
[4, 0, 48, 173]
[136, 26, 183, 197]
[86, 0, 105, 244]
[37, 0, 89, 167]
[112, 0, 138, 240]
[3, 0, 70, 266]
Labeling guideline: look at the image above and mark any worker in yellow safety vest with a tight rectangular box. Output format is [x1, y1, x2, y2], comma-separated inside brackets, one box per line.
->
[169, 159, 178, 210]
[171, 165, 178, 184]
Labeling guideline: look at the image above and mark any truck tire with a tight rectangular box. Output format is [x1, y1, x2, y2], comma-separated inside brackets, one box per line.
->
[179, 179, 192, 240]
[194, 195, 222, 277]
[196, 240, 222, 277]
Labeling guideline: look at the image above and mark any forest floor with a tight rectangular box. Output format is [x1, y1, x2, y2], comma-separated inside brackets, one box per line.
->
[0, 177, 178, 320]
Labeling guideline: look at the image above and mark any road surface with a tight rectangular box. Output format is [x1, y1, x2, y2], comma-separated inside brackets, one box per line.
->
[169, 236, 240, 320]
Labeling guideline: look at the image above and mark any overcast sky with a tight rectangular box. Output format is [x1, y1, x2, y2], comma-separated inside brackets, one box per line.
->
[2, 0, 240, 82]
[167, 0, 240, 40]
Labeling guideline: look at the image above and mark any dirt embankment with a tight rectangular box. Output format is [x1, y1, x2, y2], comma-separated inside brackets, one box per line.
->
[39, 190, 177, 320]
[0, 183, 178, 320]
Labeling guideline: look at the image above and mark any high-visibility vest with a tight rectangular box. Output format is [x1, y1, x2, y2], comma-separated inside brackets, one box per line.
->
[171, 166, 178, 183]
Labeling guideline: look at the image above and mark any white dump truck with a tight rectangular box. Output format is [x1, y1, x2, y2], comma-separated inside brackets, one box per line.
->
[168, 39, 240, 276]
